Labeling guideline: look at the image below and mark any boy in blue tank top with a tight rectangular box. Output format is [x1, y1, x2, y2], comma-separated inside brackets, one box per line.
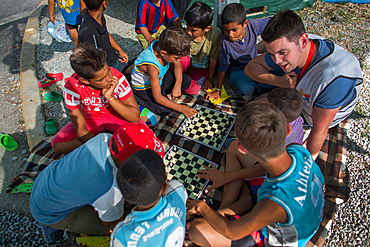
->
[187, 102, 324, 247]
[110, 149, 187, 247]
[132, 26, 198, 118]
[198, 88, 304, 210]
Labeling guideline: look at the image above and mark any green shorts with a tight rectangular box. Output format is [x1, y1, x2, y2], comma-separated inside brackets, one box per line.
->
[48, 205, 111, 236]
[136, 25, 166, 49]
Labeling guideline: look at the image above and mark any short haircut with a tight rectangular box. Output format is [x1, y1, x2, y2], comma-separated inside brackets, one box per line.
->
[157, 26, 190, 56]
[261, 10, 306, 44]
[117, 149, 167, 205]
[69, 42, 107, 80]
[184, 1, 213, 29]
[221, 3, 246, 25]
[83, 0, 104, 11]
[235, 102, 287, 161]
[268, 88, 303, 122]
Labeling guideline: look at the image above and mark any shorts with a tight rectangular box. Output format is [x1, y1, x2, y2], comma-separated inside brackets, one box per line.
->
[47, 205, 111, 236]
[227, 215, 265, 247]
[51, 113, 144, 148]
[133, 70, 191, 116]
[65, 23, 79, 30]
[113, 59, 135, 74]
[136, 25, 166, 50]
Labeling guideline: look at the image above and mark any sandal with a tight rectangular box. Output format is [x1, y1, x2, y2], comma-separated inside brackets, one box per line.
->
[9, 183, 33, 193]
[44, 91, 63, 102]
[38, 73, 63, 88]
[45, 119, 58, 135]
[0, 133, 19, 151]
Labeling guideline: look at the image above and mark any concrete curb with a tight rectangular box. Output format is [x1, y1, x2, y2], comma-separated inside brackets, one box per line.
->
[20, 0, 47, 150]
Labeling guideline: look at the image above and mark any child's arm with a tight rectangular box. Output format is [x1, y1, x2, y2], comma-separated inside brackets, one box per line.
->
[171, 60, 183, 99]
[108, 33, 129, 63]
[102, 76, 140, 123]
[68, 108, 95, 143]
[144, 64, 197, 117]
[186, 197, 288, 241]
[206, 71, 225, 101]
[197, 163, 266, 192]
[48, 0, 56, 25]
[173, 17, 182, 29]
[80, 0, 86, 17]
[202, 58, 217, 90]
[138, 27, 156, 48]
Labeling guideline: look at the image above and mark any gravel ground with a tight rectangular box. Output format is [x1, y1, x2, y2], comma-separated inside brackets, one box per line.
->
[36, 0, 370, 245]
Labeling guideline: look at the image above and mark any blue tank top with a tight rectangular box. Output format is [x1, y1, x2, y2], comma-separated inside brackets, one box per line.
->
[257, 145, 325, 246]
[131, 41, 170, 90]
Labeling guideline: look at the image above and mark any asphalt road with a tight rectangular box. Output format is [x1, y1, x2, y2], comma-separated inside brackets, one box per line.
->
[0, 0, 42, 217]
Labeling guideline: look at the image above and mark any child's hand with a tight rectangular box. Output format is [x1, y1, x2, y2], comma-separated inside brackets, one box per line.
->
[183, 105, 198, 118]
[49, 15, 56, 25]
[197, 163, 225, 192]
[206, 90, 221, 101]
[102, 76, 119, 101]
[186, 200, 205, 215]
[147, 36, 156, 47]
[202, 78, 213, 90]
[118, 50, 129, 63]
[171, 86, 182, 99]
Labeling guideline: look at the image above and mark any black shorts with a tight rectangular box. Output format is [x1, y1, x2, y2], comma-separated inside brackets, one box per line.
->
[65, 23, 79, 30]
[133, 70, 191, 116]
[227, 215, 265, 247]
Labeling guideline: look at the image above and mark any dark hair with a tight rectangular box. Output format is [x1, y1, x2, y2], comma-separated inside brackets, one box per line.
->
[157, 26, 190, 56]
[261, 10, 305, 44]
[117, 149, 167, 205]
[184, 1, 213, 29]
[83, 0, 105, 11]
[235, 102, 287, 161]
[267, 88, 303, 122]
[221, 3, 246, 25]
[69, 42, 107, 80]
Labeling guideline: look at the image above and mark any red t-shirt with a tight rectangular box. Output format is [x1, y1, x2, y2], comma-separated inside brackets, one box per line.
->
[63, 67, 132, 117]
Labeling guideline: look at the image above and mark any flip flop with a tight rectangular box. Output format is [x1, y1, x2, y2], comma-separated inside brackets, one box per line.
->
[38, 73, 63, 88]
[9, 183, 34, 194]
[45, 119, 58, 135]
[0, 133, 19, 151]
[44, 91, 63, 102]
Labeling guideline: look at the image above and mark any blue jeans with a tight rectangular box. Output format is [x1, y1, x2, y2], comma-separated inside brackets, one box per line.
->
[229, 70, 276, 96]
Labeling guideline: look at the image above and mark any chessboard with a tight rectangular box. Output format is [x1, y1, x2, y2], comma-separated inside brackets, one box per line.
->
[175, 104, 236, 151]
[164, 145, 218, 200]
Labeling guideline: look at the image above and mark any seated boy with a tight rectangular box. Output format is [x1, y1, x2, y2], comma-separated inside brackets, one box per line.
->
[51, 43, 141, 154]
[132, 26, 198, 118]
[78, 0, 133, 76]
[182, 1, 222, 95]
[48, 0, 86, 46]
[30, 123, 164, 237]
[135, 0, 182, 50]
[110, 149, 187, 246]
[199, 87, 304, 209]
[187, 102, 325, 246]
[206, 3, 272, 102]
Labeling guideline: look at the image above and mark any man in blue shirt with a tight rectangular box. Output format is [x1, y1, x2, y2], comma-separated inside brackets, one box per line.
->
[245, 10, 362, 160]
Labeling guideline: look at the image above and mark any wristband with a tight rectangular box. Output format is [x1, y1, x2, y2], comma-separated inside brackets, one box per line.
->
[216, 88, 222, 91]
[107, 97, 115, 103]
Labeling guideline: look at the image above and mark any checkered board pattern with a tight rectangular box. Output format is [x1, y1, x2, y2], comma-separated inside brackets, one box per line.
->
[164, 145, 218, 200]
[175, 104, 236, 151]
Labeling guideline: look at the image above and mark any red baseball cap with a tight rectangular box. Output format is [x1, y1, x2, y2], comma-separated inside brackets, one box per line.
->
[109, 123, 164, 161]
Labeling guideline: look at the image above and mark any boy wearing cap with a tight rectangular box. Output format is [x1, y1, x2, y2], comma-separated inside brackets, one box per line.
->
[30, 123, 164, 237]
[110, 149, 187, 247]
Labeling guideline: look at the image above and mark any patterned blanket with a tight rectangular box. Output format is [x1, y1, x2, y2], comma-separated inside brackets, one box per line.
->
[6, 92, 351, 246]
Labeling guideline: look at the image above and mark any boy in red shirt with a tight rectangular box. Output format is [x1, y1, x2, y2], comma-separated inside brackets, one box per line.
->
[51, 43, 141, 154]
